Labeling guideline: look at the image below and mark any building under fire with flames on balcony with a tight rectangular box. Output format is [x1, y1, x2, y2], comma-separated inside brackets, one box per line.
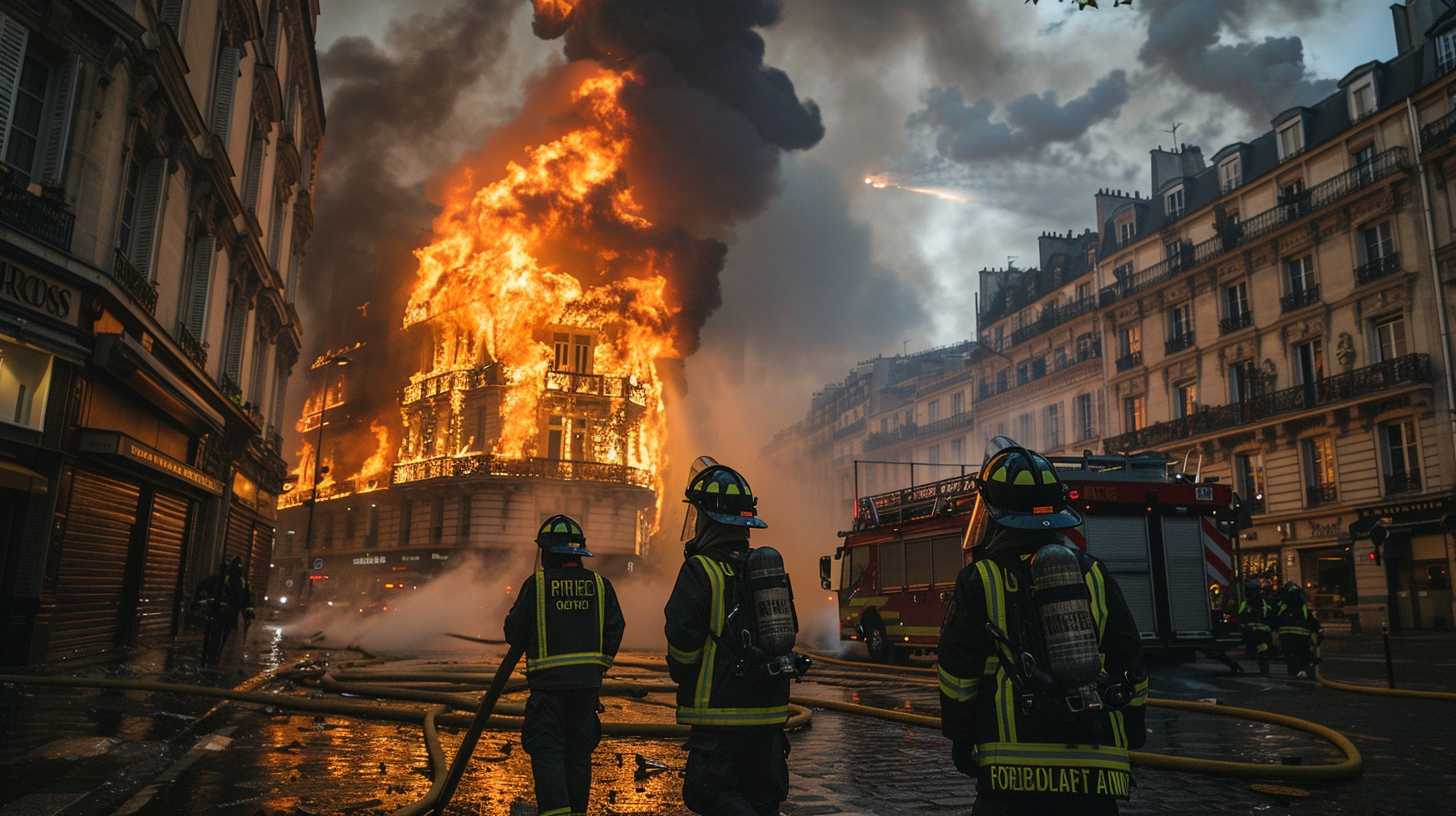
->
[776, 0, 1456, 632]
[0, 0, 324, 664]
[271, 316, 658, 607]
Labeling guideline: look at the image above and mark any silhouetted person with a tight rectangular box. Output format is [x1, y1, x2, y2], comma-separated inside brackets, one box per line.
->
[196, 556, 253, 667]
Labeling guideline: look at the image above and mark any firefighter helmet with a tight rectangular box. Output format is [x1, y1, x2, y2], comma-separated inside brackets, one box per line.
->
[535, 514, 592, 557]
[977, 446, 1082, 531]
[684, 464, 767, 529]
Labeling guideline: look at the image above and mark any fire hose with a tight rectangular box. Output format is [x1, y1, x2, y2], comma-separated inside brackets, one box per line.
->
[1315, 668, 1456, 701]
[0, 645, 1372, 814]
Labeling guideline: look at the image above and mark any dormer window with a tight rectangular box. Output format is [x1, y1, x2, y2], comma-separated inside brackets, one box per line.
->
[1348, 74, 1376, 121]
[1219, 155, 1242, 193]
[1118, 220, 1135, 245]
[1165, 185, 1185, 218]
[1277, 118, 1304, 161]
[1439, 30, 1456, 75]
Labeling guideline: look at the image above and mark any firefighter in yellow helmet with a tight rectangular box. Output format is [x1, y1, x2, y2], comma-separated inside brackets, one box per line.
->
[504, 515, 625, 816]
[665, 460, 809, 816]
[938, 441, 1148, 814]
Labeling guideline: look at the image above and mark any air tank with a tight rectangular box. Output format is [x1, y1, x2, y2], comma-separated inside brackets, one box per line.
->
[745, 546, 797, 657]
[1030, 542, 1102, 690]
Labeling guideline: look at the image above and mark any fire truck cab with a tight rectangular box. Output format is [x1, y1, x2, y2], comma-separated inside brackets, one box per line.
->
[820, 452, 1239, 663]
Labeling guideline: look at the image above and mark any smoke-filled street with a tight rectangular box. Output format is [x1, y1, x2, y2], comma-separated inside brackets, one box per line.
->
[5, 0, 1456, 814]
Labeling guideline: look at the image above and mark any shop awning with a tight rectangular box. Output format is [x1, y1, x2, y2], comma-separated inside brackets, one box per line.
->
[0, 460, 48, 494]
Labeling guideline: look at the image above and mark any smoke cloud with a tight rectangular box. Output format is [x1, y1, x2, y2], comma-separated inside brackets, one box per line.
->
[1137, 0, 1338, 124]
[908, 70, 1130, 162]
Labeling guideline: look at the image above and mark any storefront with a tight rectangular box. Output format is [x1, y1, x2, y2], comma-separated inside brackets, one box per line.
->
[223, 471, 279, 600]
[1240, 513, 1358, 628]
[1352, 495, 1456, 631]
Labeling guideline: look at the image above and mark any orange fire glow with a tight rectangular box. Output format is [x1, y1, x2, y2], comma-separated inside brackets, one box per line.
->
[351, 421, 392, 492]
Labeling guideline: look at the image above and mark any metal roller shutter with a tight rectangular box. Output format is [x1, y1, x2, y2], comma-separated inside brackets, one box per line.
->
[249, 524, 274, 599]
[136, 491, 188, 642]
[1083, 516, 1158, 639]
[48, 471, 140, 660]
[1162, 516, 1213, 637]
[224, 503, 253, 569]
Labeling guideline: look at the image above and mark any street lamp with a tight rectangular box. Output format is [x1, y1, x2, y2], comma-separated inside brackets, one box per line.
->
[302, 354, 351, 600]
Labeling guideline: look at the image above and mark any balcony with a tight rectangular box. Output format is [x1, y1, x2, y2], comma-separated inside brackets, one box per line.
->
[865, 423, 917, 452]
[1103, 354, 1432, 451]
[0, 171, 75, 251]
[219, 371, 243, 404]
[919, 410, 974, 440]
[544, 370, 648, 406]
[1306, 483, 1338, 507]
[1355, 253, 1400, 286]
[1384, 470, 1422, 495]
[402, 366, 498, 404]
[1115, 352, 1143, 372]
[1009, 297, 1097, 347]
[832, 417, 865, 441]
[1281, 284, 1321, 313]
[1219, 311, 1253, 335]
[109, 249, 159, 315]
[391, 453, 652, 488]
[1098, 147, 1409, 308]
[174, 322, 208, 368]
[1422, 106, 1456, 152]
[1165, 332, 1195, 355]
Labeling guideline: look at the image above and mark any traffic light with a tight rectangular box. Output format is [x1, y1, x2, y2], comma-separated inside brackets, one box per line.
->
[1369, 523, 1389, 565]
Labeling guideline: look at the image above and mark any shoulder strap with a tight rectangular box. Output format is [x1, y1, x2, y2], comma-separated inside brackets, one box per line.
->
[691, 554, 728, 637]
[534, 569, 547, 660]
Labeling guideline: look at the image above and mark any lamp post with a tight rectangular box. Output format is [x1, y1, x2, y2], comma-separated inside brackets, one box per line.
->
[302, 354, 351, 600]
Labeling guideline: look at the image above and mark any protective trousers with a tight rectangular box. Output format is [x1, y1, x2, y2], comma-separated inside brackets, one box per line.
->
[1280, 631, 1314, 677]
[202, 619, 235, 667]
[521, 689, 601, 816]
[682, 728, 789, 816]
[972, 792, 1120, 815]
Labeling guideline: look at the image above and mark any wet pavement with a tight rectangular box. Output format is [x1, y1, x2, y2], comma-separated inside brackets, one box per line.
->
[1, 630, 1454, 815]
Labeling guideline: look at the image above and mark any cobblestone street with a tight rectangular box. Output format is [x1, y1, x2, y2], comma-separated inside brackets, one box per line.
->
[4, 630, 1453, 816]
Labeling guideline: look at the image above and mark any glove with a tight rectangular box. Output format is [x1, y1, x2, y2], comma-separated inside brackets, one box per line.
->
[952, 741, 976, 776]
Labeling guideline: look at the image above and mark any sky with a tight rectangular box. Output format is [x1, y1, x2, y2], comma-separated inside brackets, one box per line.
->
[307, 0, 1397, 441]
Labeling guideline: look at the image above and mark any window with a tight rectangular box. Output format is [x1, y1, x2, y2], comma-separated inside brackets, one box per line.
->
[220, 289, 248, 385]
[1301, 436, 1337, 505]
[2, 52, 47, 181]
[397, 499, 413, 546]
[1286, 255, 1315, 295]
[1031, 356, 1047, 379]
[1076, 333, 1096, 361]
[877, 540, 904, 591]
[365, 504, 380, 549]
[1076, 282, 1092, 302]
[1224, 281, 1250, 329]
[1123, 396, 1145, 433]
[1235, 452, 1266, 508]
[1293, 339, 1324, 386]
[1229, 360, 1258, 403]
[996, 368, 1008, 393]
[1053, 347, 1068, 370]
[1118, 220, 1135, 245]
[118, 152, 166, 277]
[241, 126, 265, 213]
[1348, 77, 1376, 120]
[950, 437, 963, 463]
[906, 539, 933, 587]
[116, 156, 142, 256]
[344, 505, 356, 543]
[268, 188, 288, 264]
[1380, 420, 1420, 493]
[1359, 222, 1393, 264]
[928, 444, 940, 465]
[552, 333, 570, 370]
[932, 536, 962, 587]
[1016, 361, 1030, 385]
[1173, 381, 1197, 419]
[1074, 393, 1094, 441]
[430, 496, 445, 545]
[879, 417, 888, 435]
[159, 0, 187, 33]
[1165, 185, 1185, 218]
[1119, 324, 1141, 356]
[546, 415, 563, 459]
[1113, 261, 1133, 282]
[1219, 156, 1242, 192]
[1277, 118, 1304, 160]
[1352, 143, 1376, 184]
[1441, 30, 1456, 74]
[0, 338, 52, 430]
[1044, 403, 1061, 449]
[1017, 412, 1034, 447]
[951, 391, 964, 416]
[1165, 240, 1183, 266]
[209, 33, 241, 146]
[1373, 315, 1407, 362]
[928, 399, 940, 424]
[1168, 302, 1193, 341]
[572, 334, 591, 374]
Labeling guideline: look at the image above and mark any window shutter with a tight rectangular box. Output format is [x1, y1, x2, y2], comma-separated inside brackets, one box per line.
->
[270, 366, 288, 427]
[286, 253, 300, 303]
[209, 46, 239, 145]
[268, 190, 287, 263]
[0, 14, 27, 162]
[39, 54, 80, 186]
[129, 158, 167, 275]
[242, 134, 263, 211]
[160, 0, 186, 32]
[223, 298, 247, 380]
[184, 236, 214, 338]
[264, 7, 280, 63]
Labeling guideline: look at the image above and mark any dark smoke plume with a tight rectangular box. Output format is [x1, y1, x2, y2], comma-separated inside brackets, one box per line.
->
[292, 0, 516, 473]
[1138, 0, 1337, 123]
[908, 70, 1130, 163]
[524, 0, 826, 354]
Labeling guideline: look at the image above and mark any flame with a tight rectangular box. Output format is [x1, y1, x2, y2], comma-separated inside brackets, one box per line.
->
[402, 67, 675, 524]
[864, 172, 972, 204]
[351, 420, 392, 492]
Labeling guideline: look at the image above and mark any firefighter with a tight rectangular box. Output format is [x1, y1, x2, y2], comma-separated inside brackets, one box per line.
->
[939, 444, 1148, 815]
[1237, 578, 1274, 674]
[196, 556, 254, 668]
[503, 515, 624, 816]
[665, 462, 795, 816]
[1276, 583, 1322, 679]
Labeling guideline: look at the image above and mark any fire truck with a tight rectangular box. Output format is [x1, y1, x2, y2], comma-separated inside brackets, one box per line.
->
[818, 451, 1240, 663]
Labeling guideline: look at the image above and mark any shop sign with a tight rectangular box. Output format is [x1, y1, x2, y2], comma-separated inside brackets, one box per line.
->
[0, 258, 80, 327]
[312, 558, 324, 571]
[1306, 516, 1346, 540]
[400, 554, 421, 562]
[353, 554, 387, 566]
[432, 552, 450, 561]
[79, 430, 224, 495]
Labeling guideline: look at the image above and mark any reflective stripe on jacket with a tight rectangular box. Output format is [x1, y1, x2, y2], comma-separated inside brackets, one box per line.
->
[503, 564, 624, 691]
[665, 550, 791, 727]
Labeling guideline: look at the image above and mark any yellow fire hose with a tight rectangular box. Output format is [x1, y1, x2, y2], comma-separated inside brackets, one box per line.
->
[1315, 668, 1456, 701]
[0, 644, 1375, 815]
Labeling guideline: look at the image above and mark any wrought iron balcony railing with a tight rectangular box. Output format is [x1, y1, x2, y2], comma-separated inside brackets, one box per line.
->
[219, 371, 243, 404]
[110, 249, 159, 315]
[543, 370, 648, 406]
[1306, 483, 1338, 507]
[1098, 147, 1409, 308]
[174, 322, 208, 368]
[865, 422, 917, 452]
[402, 366, 498, 404]
[1281, 284, 1321, 313]
[0, 169, 75, 251]
[1008, 297, 1098, 347]
[832, 417, 865, 441]
[1165, 332, 1195, 355]
[1115, 352, 1143, 372]
[1355, 253, 1400, 286]
[1103, 354, 1432, 451]
[1384, 469, 1422, 495]
[391, 453, 652, 488]
[1219, 311, 1252, 335]
[1422, 106, 1456, 151]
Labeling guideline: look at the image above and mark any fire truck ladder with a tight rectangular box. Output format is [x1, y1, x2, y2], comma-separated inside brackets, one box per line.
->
[852, 460, 979, 531]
